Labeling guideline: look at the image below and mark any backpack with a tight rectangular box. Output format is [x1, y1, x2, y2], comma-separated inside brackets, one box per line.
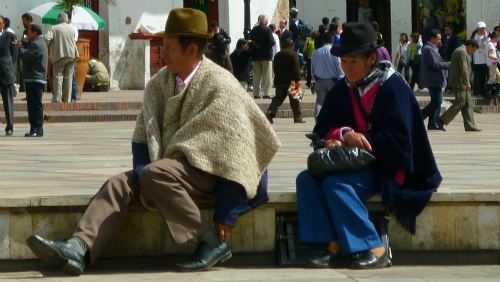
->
[297, 20, 313, 43]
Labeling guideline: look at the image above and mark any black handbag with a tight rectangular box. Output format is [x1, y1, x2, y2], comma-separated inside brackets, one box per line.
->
[306, 133, 376, 178]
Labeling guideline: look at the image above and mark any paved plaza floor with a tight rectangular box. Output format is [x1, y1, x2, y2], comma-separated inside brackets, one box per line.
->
[0, 112, 499, 201]
[1, 253, 499, 281]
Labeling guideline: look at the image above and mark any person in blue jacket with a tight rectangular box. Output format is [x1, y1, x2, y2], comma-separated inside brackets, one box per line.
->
[25, 8, 280, 276]
[296, 23, 441, 269]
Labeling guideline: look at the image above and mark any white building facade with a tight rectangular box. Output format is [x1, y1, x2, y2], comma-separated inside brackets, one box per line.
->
[2, 0, 499, 90]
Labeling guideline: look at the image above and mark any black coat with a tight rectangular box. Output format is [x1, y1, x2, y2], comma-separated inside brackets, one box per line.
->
[230, 49, 252, 81]
[276, 29, 293, 47]
[0, 31, 17, 86]
[315, 74, 442, 233]
[440, 35, 462, 61]
[249, 25, 275, 61]
[18, 35, 48, 82]
[273, 48, 300, 85]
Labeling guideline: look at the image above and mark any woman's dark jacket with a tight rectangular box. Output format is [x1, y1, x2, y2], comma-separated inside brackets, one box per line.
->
[230, 48, 252, 82]
[314, 74, 442, 233]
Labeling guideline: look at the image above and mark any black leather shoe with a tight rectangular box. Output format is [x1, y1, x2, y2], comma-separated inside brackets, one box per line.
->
[427, 126, 445, 132]
[5, 130, 13, 136]
[26, 234, 85, 276]
[177, 241, 232, 272]
[308, 251, 342, 268]
[465, 127, 482, 132]
[350, 249, 391, 269]
[294, 119, 306, 124]
[437, 119, 446, 131]
[25, 132, 43, 137]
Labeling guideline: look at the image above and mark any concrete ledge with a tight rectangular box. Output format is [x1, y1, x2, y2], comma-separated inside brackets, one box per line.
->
[0, 191, 498, 260]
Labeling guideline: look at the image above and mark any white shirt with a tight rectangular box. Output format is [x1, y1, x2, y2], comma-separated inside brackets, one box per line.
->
[271, 33, 280, 60]
[175, 61, 201, 94]
[487, 41, 498, 66]
[473, 33, 489, 64]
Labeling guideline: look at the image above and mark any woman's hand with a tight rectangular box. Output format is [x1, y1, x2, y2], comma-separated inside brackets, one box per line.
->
[324, 139, 342, 148]
[343, 131, 372, 152]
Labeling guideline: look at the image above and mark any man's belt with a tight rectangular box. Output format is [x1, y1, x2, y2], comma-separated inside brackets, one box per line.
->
[314, 76, 338, 82]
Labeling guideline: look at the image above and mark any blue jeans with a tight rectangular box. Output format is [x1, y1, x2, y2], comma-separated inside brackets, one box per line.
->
[71, 66, 78, 101]
[421, 87, 443, 128]
[296, 169, 382, 255]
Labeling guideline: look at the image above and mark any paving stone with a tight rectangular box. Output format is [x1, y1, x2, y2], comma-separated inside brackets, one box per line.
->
[433, 206, 457, 250]
[412, 206, 434, 250]
[253, 208, 276, 252]
[455, 206, 478, 250]
[0, 214, 9, 259]
[9, 214, 32, 259]
[478, 205, 500, 250]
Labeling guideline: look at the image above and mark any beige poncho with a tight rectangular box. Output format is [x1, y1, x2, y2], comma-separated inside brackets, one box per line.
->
[132, 57, 281, 198]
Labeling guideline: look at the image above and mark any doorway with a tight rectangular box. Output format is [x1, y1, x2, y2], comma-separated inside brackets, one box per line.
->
[183, 0, 219, 23]
[346, 0, 392, 54]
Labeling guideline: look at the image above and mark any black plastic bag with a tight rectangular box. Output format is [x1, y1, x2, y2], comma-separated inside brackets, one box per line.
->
[305, 133, 376, 178]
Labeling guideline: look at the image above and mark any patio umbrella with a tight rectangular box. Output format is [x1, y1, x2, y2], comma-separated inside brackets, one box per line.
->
[28, 1, 106, 30]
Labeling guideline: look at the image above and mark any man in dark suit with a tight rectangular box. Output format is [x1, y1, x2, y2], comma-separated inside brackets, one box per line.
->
[440, 24, 462, 62]
[18, 24, 48, 137]
[420, 29, 450, 130]
[0, 15, 18, 136]
[276, 18, 293, 48]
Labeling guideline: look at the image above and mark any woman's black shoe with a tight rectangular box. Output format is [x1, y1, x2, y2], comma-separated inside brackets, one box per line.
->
[350, 249, 391, 269]
[308, 251, 341, 268]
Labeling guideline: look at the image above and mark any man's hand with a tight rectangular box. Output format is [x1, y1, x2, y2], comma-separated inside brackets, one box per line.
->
[343, 131, 372, 152]
[324, 139, 342, 148]
[465, 84, 471, 92]
[214, 223, 233, 243]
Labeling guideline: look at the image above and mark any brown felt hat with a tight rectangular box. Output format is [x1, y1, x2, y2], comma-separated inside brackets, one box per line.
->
[164, 8, 213, 39]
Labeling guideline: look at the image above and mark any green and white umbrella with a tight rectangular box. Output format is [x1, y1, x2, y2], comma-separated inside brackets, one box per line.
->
[28, 1, 106, 30]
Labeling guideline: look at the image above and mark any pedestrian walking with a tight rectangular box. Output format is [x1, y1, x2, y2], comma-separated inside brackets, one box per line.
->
[439, 40, 481, 132]
[311, 32, 344, 117]
[395, 33, 410, 81]
[406, 32, 423, 90]
[266, 39, 304, 124]
[420, 29, 449, 131]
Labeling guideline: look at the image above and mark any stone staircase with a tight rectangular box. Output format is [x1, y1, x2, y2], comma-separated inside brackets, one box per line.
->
[0, 90, 499, 123]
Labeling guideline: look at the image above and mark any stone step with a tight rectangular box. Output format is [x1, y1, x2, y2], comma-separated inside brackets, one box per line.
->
[1, 97, 499, 123]
[1, 191, 498, 260]
[0, 103, 317, 123]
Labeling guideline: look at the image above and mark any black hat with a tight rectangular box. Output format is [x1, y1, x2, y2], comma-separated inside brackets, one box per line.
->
[330, 22, 379, 57]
